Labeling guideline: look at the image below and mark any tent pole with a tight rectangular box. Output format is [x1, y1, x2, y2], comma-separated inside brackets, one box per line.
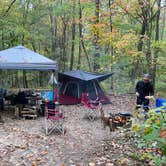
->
[52, 70, 59, 104]
[52, 70, 55, 102]
[55, 71, 60, 110]
[57, 78, 60, 103]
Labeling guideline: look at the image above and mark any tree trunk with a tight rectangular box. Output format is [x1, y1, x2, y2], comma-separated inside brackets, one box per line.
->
[94, 0, 100, 71]
[151, 0, 161, 87]
[23, 70, 28, 88]
[145, 1, 153, 75]
[109, 0, 114, 90]
[138, 23, 146, 51]
[133, 21, 146, 79]
[138, 0, 152, 75]
[95, 0, 100, 37]
[133, 30, 143, 79]
[81, 39, 92, 71]
[21, 2, 29, 89]
[1, 29, 5, 49]
[109, 0, 113, 55]
[38, 71, 42, 87]
[160, 7, 166, 40]
[49, 14, 57, 59]
[11, 71, 19, 88]
[15, 71, 19, 88]
[70, 0, 76, 71]
[61, 17, 67, 72]
[77, 0, 82, 69]
[31, 39, 36, 52]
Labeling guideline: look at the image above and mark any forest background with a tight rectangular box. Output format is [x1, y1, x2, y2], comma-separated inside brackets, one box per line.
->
[0, 0, 165, 96]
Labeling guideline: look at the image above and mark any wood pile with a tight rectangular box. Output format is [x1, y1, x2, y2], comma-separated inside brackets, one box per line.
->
[21, 106, 38, 119]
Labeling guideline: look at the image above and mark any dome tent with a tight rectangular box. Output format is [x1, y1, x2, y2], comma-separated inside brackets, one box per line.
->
[57, 70, 113, 105]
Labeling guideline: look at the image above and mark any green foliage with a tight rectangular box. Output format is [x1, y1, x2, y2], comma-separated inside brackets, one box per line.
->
[133, 105, 166, 165]
[0, 0, 165, 94]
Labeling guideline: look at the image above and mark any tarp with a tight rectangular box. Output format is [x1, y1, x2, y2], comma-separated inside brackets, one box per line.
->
[41, 91, 54, 101]
[156, 98, 166, 111]
[0, 46, 58, 71]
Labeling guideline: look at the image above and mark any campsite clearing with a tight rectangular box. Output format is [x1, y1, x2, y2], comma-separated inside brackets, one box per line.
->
[0, 95, 152, 165]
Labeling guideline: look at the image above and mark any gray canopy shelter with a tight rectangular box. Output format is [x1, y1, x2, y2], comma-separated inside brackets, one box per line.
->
[0, 45, 58, 93]
[0, 46, 58, 71]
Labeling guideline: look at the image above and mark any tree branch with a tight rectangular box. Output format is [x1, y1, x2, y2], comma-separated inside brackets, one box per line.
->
[3, 0, 17, 17]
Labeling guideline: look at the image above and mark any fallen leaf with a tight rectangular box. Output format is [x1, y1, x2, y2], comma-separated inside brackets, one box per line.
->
[41, 150, 48, 156]
[159, 129, 166, 139]
[60, 163, 65, 166]
[31, 161, 37, 166]
[89, 162, 95, 166]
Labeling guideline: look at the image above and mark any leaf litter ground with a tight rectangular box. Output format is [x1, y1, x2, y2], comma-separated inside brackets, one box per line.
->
[0, 95, 154, 165]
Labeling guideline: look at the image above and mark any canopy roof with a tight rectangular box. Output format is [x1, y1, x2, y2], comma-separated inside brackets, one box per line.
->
[59, 70, 113, 82]
[0, 46, 58, 71]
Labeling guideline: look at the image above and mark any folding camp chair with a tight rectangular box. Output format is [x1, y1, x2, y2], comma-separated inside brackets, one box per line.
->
[81, 93, 102, 121]
[45, 101, 65, 135]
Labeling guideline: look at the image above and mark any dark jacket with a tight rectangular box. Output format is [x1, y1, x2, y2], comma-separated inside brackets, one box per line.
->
[136, 80, 154, 98]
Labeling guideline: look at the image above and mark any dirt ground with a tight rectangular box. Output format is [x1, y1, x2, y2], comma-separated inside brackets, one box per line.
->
[0, 95, 141, 166]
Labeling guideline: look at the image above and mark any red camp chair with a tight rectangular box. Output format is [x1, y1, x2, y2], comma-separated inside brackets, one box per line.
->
[45, 101, 65, 135]
[81, 93, 102, 121]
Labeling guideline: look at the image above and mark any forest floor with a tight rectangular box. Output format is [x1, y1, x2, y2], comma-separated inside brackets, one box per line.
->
[0, 95, 157, 166]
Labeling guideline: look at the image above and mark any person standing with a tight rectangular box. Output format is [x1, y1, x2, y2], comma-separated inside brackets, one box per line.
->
[135, 74, 154, 112]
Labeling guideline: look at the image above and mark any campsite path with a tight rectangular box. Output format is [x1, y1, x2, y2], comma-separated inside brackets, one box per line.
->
[0, 95, 136, 166]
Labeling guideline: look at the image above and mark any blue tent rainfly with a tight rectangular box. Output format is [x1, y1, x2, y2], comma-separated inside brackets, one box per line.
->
[0, 46, 58, 71]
